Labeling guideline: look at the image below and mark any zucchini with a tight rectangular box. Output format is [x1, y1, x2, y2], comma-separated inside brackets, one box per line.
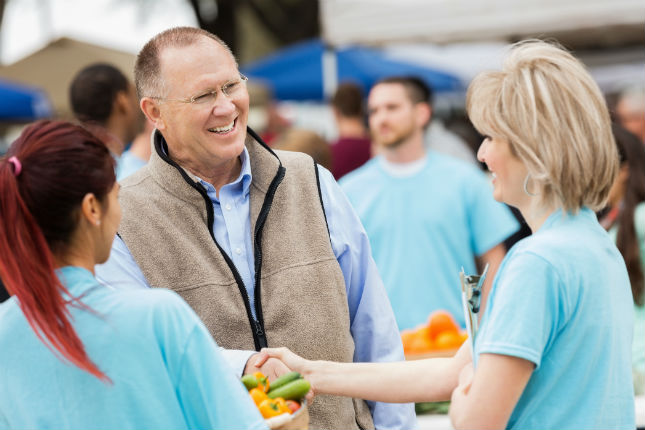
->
[267, 378, 310, 400]
[267, 371, 301, 393]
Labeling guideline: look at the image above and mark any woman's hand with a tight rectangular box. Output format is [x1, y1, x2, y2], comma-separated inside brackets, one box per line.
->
[457, 362, 474, 395]
[244, 353, 292, 383]
[257, 347, 316, 403]
[449, 354, 534, 430]
[450, 362, 474, 411]
[259, 347, 311, 377]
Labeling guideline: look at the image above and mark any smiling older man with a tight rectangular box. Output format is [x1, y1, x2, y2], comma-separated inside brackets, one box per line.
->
[95, 27, 414, 430]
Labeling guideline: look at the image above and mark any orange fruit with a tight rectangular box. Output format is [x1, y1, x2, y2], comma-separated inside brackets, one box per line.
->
[400, 329, 416, 351]
[434, 331, 463, 350]
[458, 331, 468, 344]
[427, 310, 459, 341]
[407, 332, 434, 354]
[416, 325, 431, 340]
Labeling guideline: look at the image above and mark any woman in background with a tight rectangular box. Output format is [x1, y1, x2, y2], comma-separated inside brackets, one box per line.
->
[600, 123, 645, 395]
[0, 121, 265, 429]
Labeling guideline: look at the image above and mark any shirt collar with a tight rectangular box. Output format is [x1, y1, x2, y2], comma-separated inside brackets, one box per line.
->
[158, 140, 253, 199]
[539, 207, 593, 232]
[379, 154, 428, 178]
[56, 266, 102, 296]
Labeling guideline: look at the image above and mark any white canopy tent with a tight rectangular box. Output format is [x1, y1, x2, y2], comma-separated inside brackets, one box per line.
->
[320, 0, 644, 92]
[320, 0, 644, 47]
[381, 42, 645, 95]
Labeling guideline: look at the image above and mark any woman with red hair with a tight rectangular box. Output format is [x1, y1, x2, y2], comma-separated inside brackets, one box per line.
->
[0, 121, 265, 429]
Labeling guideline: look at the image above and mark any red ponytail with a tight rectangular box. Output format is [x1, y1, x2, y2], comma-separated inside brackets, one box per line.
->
[0, 121, 115, 382]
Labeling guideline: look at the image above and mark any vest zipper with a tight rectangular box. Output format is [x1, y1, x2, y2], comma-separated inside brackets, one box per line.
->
[247, 127, 285, 351]
[154, 135, 268, 351]
[198, 180, 269, 351]
[254, 319, 266, 342]
[251, 163, 285, 350]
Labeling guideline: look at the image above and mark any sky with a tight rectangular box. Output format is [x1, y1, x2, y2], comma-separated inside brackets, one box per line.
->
[0, 0, 198, 65]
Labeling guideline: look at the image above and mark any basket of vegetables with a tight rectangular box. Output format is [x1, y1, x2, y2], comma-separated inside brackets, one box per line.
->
[242, 371, 310, 430]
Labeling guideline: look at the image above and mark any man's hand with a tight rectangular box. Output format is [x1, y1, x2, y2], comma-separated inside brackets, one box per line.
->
[250, 348, 316, 403]
[244, 353, 291, 382]
[260, 347, 315, 403]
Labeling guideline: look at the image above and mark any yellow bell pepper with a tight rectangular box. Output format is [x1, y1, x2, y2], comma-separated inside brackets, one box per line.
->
[258, 399, 283, 418]
[249, 388, 268, 406]
[274, 397, 292, 415]
[253, 371, 270, 392]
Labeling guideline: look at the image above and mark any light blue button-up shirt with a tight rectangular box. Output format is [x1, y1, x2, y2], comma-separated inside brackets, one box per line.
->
[96, 147, 416, 430]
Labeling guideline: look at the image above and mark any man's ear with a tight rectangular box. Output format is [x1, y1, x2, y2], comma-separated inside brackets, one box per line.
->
[80, 193, 103, 227]
[415, 102, 432, 128]
[140, 98, 165, 131]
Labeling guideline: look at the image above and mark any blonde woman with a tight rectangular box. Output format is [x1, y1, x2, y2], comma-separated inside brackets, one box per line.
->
[260, 41, 635, 430]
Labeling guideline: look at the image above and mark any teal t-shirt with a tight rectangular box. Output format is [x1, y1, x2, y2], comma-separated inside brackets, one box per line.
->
[476, 208, 635, 429]
[340, 153, 518, 329]
[0, 266, 267, 430]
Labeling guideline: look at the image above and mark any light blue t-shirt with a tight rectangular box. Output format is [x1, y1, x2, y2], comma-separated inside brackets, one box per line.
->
[116, 149, 147, 181]
[0, 266, 267, 430]
[476, 208, 635, 430]
[340, 153, 519, 329]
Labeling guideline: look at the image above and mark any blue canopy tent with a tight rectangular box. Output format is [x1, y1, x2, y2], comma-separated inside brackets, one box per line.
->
[0, 78, 52, 121]
[241, 39, 462, 101]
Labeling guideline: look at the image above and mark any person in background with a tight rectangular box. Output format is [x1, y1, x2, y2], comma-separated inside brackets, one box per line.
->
[117, 117, 154, 180]
[260, 40, 636, 430]
[0, 120, 266, 429]
[599, 123, 645, 395]
[341, 76, 518, 331]
[95, 27, 415, 430]
[329, 82, 372, 180]
[615, 85, 645, 145]
[272, 128, 332, 171]
[69, 63, 145, 161]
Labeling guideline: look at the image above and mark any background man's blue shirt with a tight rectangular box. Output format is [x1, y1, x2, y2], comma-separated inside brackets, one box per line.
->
[340, 153, 519, 330]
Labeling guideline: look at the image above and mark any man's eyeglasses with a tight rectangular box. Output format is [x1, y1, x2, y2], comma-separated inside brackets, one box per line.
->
[150, 74, 248, 106]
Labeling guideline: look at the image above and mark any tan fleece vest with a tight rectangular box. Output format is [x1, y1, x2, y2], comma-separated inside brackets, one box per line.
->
[117, 130, 374, 430]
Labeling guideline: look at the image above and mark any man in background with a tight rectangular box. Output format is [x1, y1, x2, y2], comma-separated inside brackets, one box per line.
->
[69, 63, 145, 165]
[341, 76, 519, 330]
[117, 118, 154, 180]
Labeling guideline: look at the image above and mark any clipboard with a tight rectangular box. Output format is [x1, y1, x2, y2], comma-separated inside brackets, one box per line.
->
[460, 264, 488, 360]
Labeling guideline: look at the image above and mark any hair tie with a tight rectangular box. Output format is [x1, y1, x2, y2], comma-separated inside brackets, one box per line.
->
[8, 156, 22, 176]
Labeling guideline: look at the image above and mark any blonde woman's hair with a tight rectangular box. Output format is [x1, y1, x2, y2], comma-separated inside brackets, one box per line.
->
[467, 40, 618, 212]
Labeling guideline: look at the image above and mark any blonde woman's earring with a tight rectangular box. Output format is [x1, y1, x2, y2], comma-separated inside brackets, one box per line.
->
[523, 174, 538, 197]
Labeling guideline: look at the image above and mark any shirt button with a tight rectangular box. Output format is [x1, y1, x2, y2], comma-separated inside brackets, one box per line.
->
[235, 247, 242, 255]
[225, 203, 232, 211]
